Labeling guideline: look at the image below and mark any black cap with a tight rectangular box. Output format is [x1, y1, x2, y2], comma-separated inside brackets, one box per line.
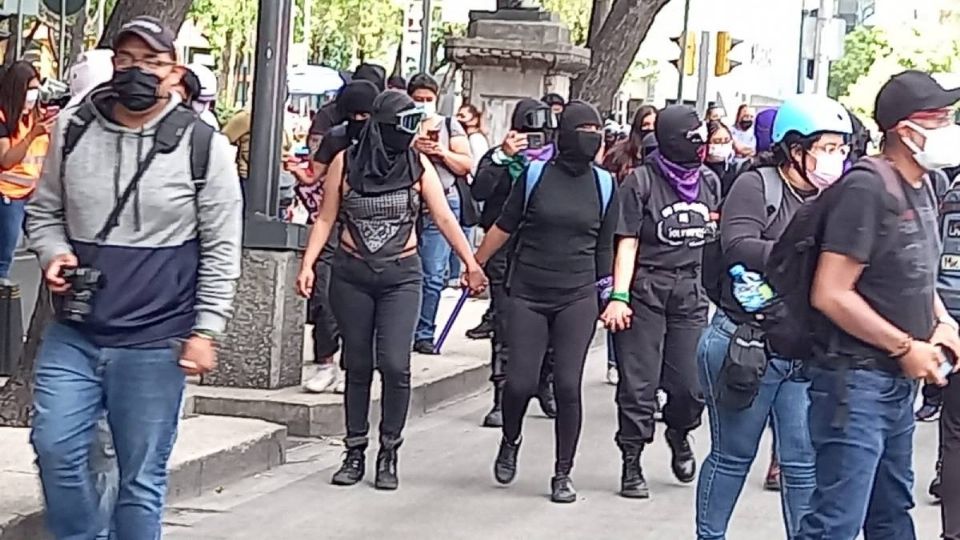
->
[113, 16, 177, 54]
[875, 70, 960, 131]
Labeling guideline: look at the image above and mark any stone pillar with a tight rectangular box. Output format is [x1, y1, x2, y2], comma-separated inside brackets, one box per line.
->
[201, 249, 305, 389]
[446, 8, 591, 144]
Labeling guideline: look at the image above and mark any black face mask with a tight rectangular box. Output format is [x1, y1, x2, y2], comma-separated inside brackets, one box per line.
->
[380, 123, 415, 153]
[347, 119, 365, 142]
[558, 130, 603, 163]
[639, 128, 654, 141]
[739, 119, 754, 130]
[112, 67, 161, 112]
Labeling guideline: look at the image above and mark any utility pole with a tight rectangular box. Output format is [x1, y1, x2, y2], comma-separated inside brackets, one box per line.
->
[419, 0, 433, 74]
[695, 31, 710, 117]
[812, 0, 834, 95]
[675, 0, 692, 103]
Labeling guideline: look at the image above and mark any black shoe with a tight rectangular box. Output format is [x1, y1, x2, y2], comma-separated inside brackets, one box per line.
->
[482, 385, 504, 428]
[466, 319, 494, 340]
[916, 402, 941, 422]
[930, 458, 943, 502]
[331, 447, 365, 486]
[620, 447, 649, 499]
[665, 428, 697, 484]
[494, 437, 521, 484]
[413, 340, 437, 355]
[375, 447, 399, 490]
[550, 475, 577, 504]
[537, 380, 557, 419]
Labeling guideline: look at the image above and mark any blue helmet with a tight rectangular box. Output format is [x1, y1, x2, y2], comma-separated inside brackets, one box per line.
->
[772, 94, 852, 144]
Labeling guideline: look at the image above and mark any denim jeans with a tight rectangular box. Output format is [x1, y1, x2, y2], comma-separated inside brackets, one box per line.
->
[30, 323, 185, 540]
[0, 196, 26, 278]
[695, 312, 815, 539]
[796, 365, 917, 540]
[91, 418, 118, 540]
[447, 225, 473, 281]
[415, 193, 461, 343]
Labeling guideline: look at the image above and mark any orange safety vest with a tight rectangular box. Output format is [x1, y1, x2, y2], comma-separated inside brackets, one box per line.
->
[0, 111, 49, 199]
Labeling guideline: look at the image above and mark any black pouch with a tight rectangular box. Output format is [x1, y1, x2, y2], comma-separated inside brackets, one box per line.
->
[718, 324, 769, 410]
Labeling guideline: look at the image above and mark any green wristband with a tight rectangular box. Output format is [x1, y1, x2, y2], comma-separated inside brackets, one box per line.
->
[609, 291, 630, 304]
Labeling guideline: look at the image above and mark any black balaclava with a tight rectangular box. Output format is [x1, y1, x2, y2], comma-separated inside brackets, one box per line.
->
[352, 63, 387, 92]
[511, 98, 547, 132]
[337, 80, 379, 140]
[655, 105, 704, 167]
[555, 100, 603, 175]
[347, 90, 424, 195]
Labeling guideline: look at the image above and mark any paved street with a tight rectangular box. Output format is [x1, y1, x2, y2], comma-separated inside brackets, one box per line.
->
[162, 348, 943, 540]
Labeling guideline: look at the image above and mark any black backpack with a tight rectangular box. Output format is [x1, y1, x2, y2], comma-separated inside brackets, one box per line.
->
[702, 164, 783, 306]
[761, 156, 907, 359]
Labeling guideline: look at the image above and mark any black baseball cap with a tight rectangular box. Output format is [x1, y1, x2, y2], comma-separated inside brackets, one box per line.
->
[113, 16, 177, 55]
[875, 70, 960, 131]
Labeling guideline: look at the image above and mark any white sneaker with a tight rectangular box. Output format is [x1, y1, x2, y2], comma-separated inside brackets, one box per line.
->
[303, 365, 337, 393]
[333, 368, 346, 394]
[606, 366, 619, 386]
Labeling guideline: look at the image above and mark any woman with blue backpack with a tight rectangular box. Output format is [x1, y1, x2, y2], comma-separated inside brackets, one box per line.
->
[472, 101, 618, 504]
[694, 94, 852, 539]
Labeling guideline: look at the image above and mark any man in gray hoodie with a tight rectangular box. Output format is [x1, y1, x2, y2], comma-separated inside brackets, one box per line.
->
[24, 17, 242, 539]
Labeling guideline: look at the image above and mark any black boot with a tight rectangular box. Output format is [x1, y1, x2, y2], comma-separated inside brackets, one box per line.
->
[550, 474, 577, 504]
[930, 456, 943, 502]
[375, 447, 399, 490]
[331, 446, 366, 486]
[537, 376, 558, 419]
[494, 437, 521, 484]
[620, 446, 649, 499]
[482, 384, 504, 428]
[665, 428, 697, 484]
[466, 314, 495, 340]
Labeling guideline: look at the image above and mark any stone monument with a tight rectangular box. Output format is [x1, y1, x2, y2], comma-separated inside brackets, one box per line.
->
[446, 1, 591, 143]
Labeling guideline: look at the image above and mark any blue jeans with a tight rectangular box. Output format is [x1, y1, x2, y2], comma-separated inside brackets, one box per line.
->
[91, 418, 118, 540]
[0, 196, 26, 278]
[696, 312, 815, 540]
[416, 194, 461, 343]
[447, 225, 473, 281]
[797, 366, 917, 540]
[30, 323, 185, 540]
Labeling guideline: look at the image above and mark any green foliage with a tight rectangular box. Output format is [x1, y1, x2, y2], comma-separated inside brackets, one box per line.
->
[828, 26, 890, 99]
[304, 0, 402, 70]
[540, 0, 591, 46]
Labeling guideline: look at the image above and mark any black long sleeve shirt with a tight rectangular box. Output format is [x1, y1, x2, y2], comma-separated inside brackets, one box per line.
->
[496, 161, 618, 291]
[472, 147, 513, 230]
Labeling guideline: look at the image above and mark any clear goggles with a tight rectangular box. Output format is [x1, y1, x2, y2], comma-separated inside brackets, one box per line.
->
[394, 108, 427, 134]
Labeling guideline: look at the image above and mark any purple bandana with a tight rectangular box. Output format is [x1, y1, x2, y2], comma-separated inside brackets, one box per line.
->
[653, 153, 701, 203]
[523, 143, 556, 163]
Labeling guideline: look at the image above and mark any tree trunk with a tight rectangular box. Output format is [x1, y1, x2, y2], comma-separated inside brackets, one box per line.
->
[588, 0, 613, 45]
[0, 284, 54, 427]
[97, 0, 194, 48]
[65, 7, 90, 75]
[572, 0, 671, 110]
[219, 27, 235, 107]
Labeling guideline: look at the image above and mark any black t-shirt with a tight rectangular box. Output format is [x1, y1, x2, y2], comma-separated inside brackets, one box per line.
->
[314, 123, 351, 165]
[818, 168, 941, 358]
[309, 101, 343, 137]
[616, 163, 721, 269]
[496, 161, 619, 291]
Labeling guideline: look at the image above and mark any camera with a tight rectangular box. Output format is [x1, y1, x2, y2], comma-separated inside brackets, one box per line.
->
[61, 267, 104, 323]
[526, 132, 545, 149]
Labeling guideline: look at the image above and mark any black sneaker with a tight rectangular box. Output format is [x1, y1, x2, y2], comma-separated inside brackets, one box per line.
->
[375, 447, 399, 491]
[494, 437, 521, 484]
[466, 319, 494, 340]
[930, 458, 943, 503]
[482, 386, 504, 428]
[413, 340, 437, 355]
[665, 428, 697, 484]
[331, 447, 365, 486]
[620, 447, 649, 499]
[916, 402, 941, 422]
[537, 380, 557, 418]
[550, 475, 577, 504]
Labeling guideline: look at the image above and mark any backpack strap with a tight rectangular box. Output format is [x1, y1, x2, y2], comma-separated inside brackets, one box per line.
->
[523, 160, 548, 212]
[61, 103, 97, 167]
[190, 119, 214, 191]
[756, 166, 783, 227]
[592, 165, 615, 218]
[861, 156, 906, 209]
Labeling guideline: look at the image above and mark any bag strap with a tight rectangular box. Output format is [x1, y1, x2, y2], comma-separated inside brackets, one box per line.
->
[59, 103, 97, 182]
[592, 165, 615, 218]
[757, 166, 783, 227]
[190, 119, 214, 191]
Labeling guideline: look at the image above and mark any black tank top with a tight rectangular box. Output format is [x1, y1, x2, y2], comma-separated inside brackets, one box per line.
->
[339, 186, 421, 262]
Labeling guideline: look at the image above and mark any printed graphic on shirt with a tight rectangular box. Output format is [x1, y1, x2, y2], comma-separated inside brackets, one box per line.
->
[656, 201, 716, 247]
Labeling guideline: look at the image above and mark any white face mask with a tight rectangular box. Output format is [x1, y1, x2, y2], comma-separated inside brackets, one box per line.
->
[417, 100, 437, 118]
[902, 121, 960, 171]
[807, 151, 846, 190]
[192, 101, 209, 115]
[24, 89, 39, 113]
[708, 143, 733, 161]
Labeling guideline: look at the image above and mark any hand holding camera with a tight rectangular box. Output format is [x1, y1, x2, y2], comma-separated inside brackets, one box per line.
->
[45, 253, 79, 294]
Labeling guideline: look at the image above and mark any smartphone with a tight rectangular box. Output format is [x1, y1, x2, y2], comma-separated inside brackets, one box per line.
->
[427, 129, 440, 143]
[42, 106, 59, 122]
[526, 132, 545, 149]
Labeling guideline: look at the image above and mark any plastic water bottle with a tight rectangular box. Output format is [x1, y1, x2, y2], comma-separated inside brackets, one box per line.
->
[729, 264, 776, 313]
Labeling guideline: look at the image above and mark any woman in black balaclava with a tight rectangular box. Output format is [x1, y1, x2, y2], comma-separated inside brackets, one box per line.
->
[296, 90, 487, 491]
[473, 101, 619, 504]
[600, 104, 721, 499]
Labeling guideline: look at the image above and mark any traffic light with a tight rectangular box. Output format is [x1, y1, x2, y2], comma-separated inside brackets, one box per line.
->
[670, 33, 697, 76]
[715, 31, 743, 77]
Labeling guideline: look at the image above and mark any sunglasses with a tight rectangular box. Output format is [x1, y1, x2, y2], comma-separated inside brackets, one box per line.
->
[523, 108, 559, 131]
[395, 108, 426, 134]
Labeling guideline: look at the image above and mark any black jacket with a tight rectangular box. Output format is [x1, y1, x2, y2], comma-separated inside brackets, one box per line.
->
[471, 146, 513, 230]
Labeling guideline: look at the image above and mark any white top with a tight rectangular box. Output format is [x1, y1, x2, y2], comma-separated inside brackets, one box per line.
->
[467, 132, 490, 172]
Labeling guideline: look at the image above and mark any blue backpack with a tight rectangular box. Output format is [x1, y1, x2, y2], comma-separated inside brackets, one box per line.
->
[522, 160, 615, 217]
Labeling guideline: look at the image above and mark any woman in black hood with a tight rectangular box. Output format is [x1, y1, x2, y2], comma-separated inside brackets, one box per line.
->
[473, 101, 619, 504]
[296, 90, 487, 491]
[600, 104, 721, 499]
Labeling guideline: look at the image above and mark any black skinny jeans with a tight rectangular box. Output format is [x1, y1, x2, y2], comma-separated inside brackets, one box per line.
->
[943, 375, 960, 539]
[330, 249, 422, 450]
[614, 266, 707, 451]
[502, 282, 599, 475]
[309, 246, 340, 360]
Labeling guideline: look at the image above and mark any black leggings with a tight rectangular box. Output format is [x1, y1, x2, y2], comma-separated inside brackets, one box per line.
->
[942, 374, 960, 539]
[310, 248, 341, 360]
[330, 250, 422, 450]
[501, 283, 598, 475]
